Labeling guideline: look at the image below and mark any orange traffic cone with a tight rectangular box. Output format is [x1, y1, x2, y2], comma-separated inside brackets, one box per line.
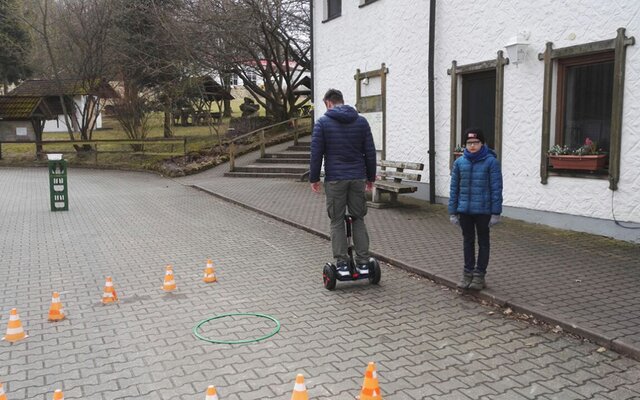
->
[359, 362, 382, 400]
[162, 265, 176, 291]
[0, 381, 7, 400]
[102, 276, 118, 304]
[290, 374, 308, 400]
[52, 389, 64, 400]
[2, 308, 27, 342]
[204, 385, 219, 400]
[48, 292, 65, 321]
[203, 259, 217, 283]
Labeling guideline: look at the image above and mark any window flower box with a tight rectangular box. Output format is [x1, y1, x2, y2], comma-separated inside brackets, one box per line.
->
[547, 138, 608, 172]
[548, 154, 608, 171]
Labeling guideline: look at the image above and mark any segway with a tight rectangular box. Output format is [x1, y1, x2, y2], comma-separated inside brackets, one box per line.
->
[322, 214, 381, 290]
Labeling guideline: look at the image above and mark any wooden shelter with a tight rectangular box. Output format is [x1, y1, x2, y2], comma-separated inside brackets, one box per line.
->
[0, 96, 56, 141]
[8, 79, 118, 133]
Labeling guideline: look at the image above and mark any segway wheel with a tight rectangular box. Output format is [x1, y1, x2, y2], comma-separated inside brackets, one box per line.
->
[368, 258, 381, 285]
[323, 263, 337, 290]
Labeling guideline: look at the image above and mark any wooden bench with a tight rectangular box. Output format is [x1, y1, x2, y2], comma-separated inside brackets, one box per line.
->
[369, 160, 425, 208]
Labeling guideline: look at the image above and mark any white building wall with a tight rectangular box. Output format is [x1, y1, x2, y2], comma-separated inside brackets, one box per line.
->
[44, 95, 103, 133]
[313, 0, 640, 239]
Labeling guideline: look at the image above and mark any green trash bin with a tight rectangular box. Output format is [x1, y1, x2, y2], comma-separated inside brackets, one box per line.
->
[48, 154, 68, 211]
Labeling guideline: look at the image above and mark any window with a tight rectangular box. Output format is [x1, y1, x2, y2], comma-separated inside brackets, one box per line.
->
[447, 52, 508, 167]
[246, 70, 257, 85]
[556, 52, 613, 155]
[461, 70, 496, 149]
[231, 75, 239, 86]
[324, 0, 341, 21]
[539, 29, 634, 190]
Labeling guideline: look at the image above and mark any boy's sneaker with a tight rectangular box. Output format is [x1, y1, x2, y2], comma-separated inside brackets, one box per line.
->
[457, 271, 473, 289]
[467, 273, 486, 290]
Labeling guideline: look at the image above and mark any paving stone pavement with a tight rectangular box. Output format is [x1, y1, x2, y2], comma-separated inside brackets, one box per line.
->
[0, 166, 639, 399]
[180, 141, 640, 360]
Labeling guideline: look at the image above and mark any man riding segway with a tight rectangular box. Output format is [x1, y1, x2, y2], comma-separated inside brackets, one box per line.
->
[309, 89, 381, 290]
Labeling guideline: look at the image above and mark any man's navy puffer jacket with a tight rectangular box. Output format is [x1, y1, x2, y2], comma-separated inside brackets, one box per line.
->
[448, 147, 503, 215]
[309, 105, 377, 183]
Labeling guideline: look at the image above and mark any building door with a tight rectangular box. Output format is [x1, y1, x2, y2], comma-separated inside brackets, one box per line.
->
[461, 70, 496, 149]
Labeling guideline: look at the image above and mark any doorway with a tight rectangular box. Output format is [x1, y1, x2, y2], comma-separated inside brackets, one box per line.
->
[461, 70, 496, 149]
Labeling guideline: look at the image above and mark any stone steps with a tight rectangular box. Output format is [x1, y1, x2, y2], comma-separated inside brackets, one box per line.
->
[226, 139, 311, 180]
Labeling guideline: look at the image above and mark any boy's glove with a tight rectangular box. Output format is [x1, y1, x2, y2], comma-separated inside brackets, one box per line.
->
[489, 215, 501, 227]
[449, 214, 459, 226]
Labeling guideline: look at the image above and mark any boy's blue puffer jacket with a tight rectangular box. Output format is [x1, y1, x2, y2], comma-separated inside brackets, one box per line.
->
[309, 105, 377, 183]
[448, 148, 503, 215]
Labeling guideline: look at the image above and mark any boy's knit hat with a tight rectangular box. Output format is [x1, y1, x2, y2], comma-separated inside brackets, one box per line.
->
[464, 128, 485, 144]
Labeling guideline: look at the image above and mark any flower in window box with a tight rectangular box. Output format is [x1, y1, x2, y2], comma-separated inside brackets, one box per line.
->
[548, 137, 608, 171]
[453, 144, 464, 159]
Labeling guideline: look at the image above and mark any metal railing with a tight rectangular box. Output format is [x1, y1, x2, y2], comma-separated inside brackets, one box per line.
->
[228, 116, 310, 172]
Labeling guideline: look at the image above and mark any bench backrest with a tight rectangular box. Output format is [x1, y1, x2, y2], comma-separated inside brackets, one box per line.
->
[377, 160, 424, 182]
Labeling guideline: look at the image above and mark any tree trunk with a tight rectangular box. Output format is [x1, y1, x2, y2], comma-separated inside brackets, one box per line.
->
[33, 119, 45, 160]
[163, 97, 172, 137]
[222, 74, 232, 117]
[223, 98, 231, 118]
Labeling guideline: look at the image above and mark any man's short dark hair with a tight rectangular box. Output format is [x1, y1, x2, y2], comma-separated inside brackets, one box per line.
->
[323, 89, 344, 104]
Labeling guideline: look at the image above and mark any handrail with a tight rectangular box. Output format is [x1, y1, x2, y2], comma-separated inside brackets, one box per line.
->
[228, 116, 309, 144]
[228, 116, 311, 172]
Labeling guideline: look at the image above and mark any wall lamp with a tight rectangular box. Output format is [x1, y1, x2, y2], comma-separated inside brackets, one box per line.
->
[505, 32, 530, 65]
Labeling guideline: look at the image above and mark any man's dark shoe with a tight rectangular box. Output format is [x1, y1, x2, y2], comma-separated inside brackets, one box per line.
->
[457, 271, 473, 289]
[336, 261, 350, 277]
[356, 263, 370, 275]
[468, 273, 486, 290]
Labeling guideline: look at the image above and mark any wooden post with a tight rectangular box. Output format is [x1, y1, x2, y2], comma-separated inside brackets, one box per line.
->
[609, 28, 634, 191]
[229, 142, 236, 172]
[260, 129, 266, 158]
[293, 118, 299, 145]
[380, 63, 387, 161]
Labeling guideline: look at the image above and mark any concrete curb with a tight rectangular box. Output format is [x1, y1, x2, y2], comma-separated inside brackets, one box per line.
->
[190, 184, 640, 361]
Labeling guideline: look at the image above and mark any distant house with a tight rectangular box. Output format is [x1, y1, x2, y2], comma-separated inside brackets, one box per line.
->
[8, 79, 117, 133]
[229, 60, 311, 101]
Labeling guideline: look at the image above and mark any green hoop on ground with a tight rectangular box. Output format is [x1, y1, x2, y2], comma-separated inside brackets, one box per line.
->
[193, 312, 281, 344]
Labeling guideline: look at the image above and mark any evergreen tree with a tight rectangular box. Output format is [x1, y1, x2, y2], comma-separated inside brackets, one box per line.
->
[0, 0, 32, 93]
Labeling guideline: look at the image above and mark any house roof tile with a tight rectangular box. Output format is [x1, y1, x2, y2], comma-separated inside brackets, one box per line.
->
[9, 79, 118, 98]
[0, 96, 57, 120]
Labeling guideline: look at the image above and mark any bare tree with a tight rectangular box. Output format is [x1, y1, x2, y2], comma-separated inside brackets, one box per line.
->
[185, 0, 311, 122]
[110, 0, 193, 138]
[23, 0, 117, 146]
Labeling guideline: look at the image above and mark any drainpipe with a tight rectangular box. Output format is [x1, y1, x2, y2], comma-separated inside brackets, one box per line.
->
[428, 0, 437, 203]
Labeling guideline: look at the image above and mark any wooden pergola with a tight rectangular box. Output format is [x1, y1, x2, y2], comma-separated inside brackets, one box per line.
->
[0, 96, 57, 158]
